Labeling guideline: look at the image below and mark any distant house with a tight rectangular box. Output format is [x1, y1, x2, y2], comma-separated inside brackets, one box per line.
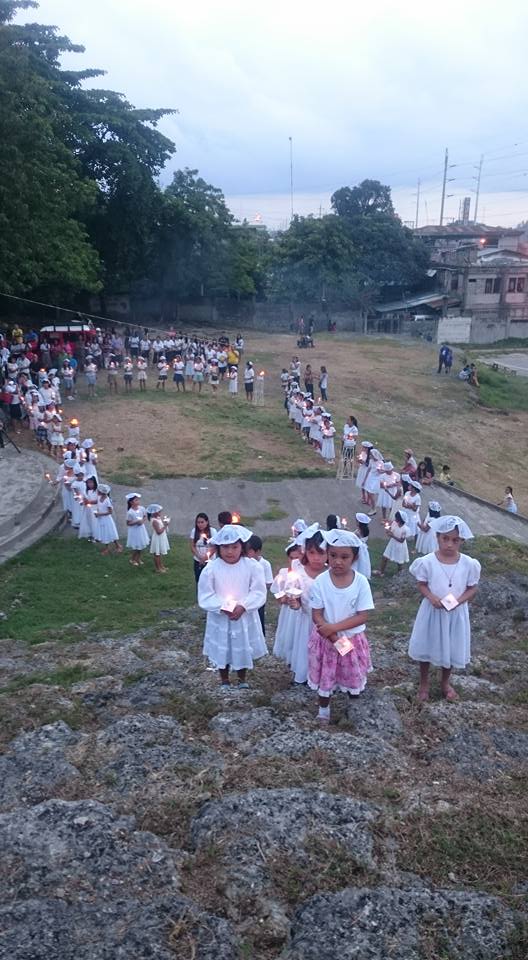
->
[373, 224, 528, 343]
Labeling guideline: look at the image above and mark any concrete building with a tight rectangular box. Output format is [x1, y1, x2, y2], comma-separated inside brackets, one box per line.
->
[373, 224, 528, 343]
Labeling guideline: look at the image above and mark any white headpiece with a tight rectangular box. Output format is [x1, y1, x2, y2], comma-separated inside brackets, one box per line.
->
[209, 524, 253, 545]
[146, 503, 162, 514]
[409, 479, 422, 491]
[64, 459, 77, 468]
[434, 515, 474, 539]
[428, 501, 441, 512]
[292, 518, 307, 534]
[396, 509, 408, 523]
[383, 461, 394, 470]
[294, 522, 320, 546]
[126, 492, 142, 501]
[98, 483, 111, 495]
[361, 441, 374, 449]
[81, 439, 94, 449]
[355, 512, 371, 525]
[321, 529, 362, 549]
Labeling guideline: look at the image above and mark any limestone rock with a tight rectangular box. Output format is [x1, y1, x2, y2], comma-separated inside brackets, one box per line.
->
[0, 799, 239, 959]
[283, 884, 520, 960]
[0, 721, 80, 811]
[209, 707, 279, 743]
[345, 685, 404, 739]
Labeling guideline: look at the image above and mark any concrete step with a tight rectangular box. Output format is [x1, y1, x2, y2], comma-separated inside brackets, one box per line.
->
[0, 499, 66, 565]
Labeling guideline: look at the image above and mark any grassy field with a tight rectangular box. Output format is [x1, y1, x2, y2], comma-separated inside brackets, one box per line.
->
[0, 531, 513, 646]
[14, 330, 528, 511]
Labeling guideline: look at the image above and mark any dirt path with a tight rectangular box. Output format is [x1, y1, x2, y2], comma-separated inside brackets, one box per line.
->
[109, 474, 528, 544]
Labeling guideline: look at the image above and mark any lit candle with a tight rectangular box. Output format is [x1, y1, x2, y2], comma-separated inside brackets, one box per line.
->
[231, 512, 240, 524]
[341, 517, 348, 527]
[285, 571, 302, 597]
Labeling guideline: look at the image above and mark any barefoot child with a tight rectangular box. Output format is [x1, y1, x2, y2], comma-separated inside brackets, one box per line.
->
[198, 524, 267, 688]
[308, 529, 374, 723]
[376, 510, 410, 576]
[126, 493, 150, 566]
[148, 503, 170, 573]
[408, 515, 480, 702]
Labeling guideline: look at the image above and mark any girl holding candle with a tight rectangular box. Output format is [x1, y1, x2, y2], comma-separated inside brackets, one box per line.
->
[309, 529, 374, 723]
[320, 415, 336, 463]
[377, 461, 401, 520]
[147, 504, 170, 573]
[402, 479, 422, 550]
[271, 525, 325, 683]
[375, 509, 410, 576]
[136, 356, 148, 391]
[198, 524, 267, 689]
[94, 483, 123, 555]
[408, 516, 480, 702]
[126, 492, 150, 566]
[189, 512, 217, 584]
[78, 476, 98, 541]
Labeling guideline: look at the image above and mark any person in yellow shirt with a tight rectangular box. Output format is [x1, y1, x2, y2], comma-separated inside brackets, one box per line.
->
[11, 323, 23, 341]
[227, 345, 240, 367]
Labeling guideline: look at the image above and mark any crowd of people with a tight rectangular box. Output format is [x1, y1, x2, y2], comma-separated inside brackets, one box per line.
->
[191, 512, 481, 718]
[1, 319, 518, 720]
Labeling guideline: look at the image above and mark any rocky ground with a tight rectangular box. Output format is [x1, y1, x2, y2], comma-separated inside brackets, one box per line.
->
[0, 566, 527, 958]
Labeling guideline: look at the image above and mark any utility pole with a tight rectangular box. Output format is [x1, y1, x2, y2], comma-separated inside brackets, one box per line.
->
[439, 147, 449, 226]
[473, 154, 484, 223]
[289, 136, 294, 223]
[415, 178, 421, 229]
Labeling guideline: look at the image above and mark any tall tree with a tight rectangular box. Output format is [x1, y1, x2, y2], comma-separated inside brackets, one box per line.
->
[0, 0, 101, 296]
[0, 0, 176, 298]
[331, 179, 395, 219]
[269, 215, 357, 301]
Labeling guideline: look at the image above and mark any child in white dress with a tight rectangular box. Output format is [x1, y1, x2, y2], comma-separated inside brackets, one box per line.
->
[309, 529, 374, 723]
[363, 448, 383, 516]
[126, 492, 150, 566]
[229, 366, 238, 396]
[320, 416, 336, 462]
[377, 510, 410, 575]
[356, 441, 374, 503]
[198, 524, 267, 688]
[136, 357, 147, 392]
[377, 461, 401, 520]
[271, 540, 303, 667]
[147, 503, 170, 573]
[246, 534, 273, 636]
[416, 501, 441, 555]
[70, 466, 86, 529]
[408, 515, 481, 702]
[78, 477, 98, 541]
[272, 525, 327, 684]
[402, 479, 422, 548]
[94, 484, 122, 555]
[353, 512, 372, 579]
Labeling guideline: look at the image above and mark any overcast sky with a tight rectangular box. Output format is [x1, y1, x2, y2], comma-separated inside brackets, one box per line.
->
[17, 0, 528, 228]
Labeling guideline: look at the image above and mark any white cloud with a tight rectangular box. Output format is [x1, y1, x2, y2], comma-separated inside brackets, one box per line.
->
[17, 0, 528, 225]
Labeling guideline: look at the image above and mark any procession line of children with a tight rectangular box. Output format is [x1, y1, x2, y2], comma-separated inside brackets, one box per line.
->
[196, 513, 480, 718]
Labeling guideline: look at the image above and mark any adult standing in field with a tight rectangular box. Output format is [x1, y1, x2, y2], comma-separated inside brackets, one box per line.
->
[437, 343, 449, 374]
[304, 363, 314, 398]
[244, 361, 255, 401]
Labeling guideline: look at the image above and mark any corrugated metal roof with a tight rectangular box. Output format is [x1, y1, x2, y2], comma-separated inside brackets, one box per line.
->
[375, 293, 460, 313]
[414, 224, 522, 237]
